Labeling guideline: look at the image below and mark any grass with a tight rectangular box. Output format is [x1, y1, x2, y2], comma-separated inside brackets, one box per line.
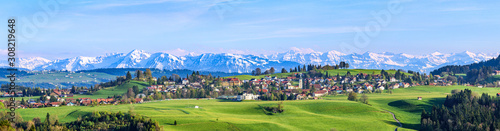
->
[90, 80, 149, 98]
[323, 85, 500, 130]
[6, 85, 500, 130]
[9, 99, 397, 131]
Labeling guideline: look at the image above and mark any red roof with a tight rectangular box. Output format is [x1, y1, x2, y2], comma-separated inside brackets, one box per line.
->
[135, 98, 143, 102]
[49, 102, 62, 106]
[314, 90, 328, 94]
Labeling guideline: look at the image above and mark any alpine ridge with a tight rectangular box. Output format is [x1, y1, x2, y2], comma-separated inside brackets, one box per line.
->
[2, 50, 497, 73]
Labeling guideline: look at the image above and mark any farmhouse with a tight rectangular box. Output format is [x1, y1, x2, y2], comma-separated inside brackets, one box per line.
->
[237, 93, 260, 101]
[67, 102, 75, 106]
[313, 90, 328, 97]
[221, 78, 242, 87]
[49, 102, 62, 107]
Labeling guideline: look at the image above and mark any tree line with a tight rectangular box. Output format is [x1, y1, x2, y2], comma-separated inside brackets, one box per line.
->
[421, 89, 500, 130]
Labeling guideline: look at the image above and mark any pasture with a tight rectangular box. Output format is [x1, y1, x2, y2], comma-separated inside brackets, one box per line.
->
[7, 85, 500, 131]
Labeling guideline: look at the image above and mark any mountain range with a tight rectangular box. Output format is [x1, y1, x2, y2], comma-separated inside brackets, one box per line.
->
[2, 49, 498, 73]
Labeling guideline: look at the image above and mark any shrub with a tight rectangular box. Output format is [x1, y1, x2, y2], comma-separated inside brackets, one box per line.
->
[347, 92, 357, 101]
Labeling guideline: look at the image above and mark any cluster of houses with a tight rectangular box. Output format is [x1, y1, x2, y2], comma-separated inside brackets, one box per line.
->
[143, 73, 419, 101]
[2, 88, 146, 109]
[8, 96, 145, 109]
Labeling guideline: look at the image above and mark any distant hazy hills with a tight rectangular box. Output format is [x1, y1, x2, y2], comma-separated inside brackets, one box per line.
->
[2, 49, 498, 73]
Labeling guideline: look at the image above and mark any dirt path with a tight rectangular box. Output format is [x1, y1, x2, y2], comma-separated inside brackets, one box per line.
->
[383, 109, 402, 131]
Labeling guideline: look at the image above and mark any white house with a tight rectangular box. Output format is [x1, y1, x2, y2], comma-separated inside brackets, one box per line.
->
[313, 90, 328, 97]
[391, 84, 399, 89]
[365, 85, 373, 91]
[237, 93, 260, 101]
[390, 77, 398, 82]
[379, 86, 385, 90]
[182, 79, 189, 85]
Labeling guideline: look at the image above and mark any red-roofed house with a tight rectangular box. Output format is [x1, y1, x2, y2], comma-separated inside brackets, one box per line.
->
[49, 102, 62, 107]
[313, 90, 328, 97]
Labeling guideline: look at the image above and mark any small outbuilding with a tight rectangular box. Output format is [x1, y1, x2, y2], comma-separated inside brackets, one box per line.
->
[417, 97, 422, 100]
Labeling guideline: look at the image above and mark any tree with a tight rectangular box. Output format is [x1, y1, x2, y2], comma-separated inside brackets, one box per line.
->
[127, 88, 135, 98]
[126, 71, 132, 80]
[45, 113, 51, 126]
[281, 68, 288, 73]
[133, 86, 140, 95]
[49, 96, 57, 102]
[360, 94, 368, 104]
[340, 61, 345, 69]
[347, 92, 357, 101]
[136, 70, 144, 80]
[345, 63, 350, 69]
[255, 68, 262, 76]
[145, 69, 153, 79]
[174, 120, 177, 126]
[270, 67, 275, 74]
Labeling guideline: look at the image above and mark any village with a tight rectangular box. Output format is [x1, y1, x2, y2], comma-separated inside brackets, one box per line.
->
[3, 68, 500, 109]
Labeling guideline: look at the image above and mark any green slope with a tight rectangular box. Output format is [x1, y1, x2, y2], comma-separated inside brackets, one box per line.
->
[90, 80, 149, 98]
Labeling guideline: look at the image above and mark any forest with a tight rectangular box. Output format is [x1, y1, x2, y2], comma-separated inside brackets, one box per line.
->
[421, 89, 500, 131]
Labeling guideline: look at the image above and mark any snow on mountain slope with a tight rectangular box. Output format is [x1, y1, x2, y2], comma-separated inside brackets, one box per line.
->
[8, 49, 499, 73]
[18, 57, 51, 70]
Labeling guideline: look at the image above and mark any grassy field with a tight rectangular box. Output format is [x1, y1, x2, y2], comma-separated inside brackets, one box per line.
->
[6, 85, 500, 130]
[90, 80, 149, 98]
[324, 85, 500, 131]
[10, 99, 396, 131]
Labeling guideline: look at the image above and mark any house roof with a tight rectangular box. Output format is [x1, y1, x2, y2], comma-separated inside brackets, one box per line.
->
[314, 90, 328, 94]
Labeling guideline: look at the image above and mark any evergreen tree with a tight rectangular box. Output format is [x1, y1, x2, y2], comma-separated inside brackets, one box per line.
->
[126, 71, 132, 80]
[145, 69, 153, 79]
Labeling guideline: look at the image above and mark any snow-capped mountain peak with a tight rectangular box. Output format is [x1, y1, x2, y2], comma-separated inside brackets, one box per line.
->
[5, 49, 498, 73]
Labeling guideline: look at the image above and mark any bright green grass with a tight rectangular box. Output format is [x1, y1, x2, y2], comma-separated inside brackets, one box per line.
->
[91, 80, 149, 98]
[7, 85, 500, 131]
[323, 85, 500, 131]
[9, 99, 397, 131]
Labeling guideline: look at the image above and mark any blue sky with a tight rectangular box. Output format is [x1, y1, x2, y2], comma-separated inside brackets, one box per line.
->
[2, 0, 500, 59]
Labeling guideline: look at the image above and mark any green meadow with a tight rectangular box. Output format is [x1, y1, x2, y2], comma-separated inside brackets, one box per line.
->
[7, 85, 500, 130]
[90, 80, 149, 98]
[324, 85, 500, 131]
